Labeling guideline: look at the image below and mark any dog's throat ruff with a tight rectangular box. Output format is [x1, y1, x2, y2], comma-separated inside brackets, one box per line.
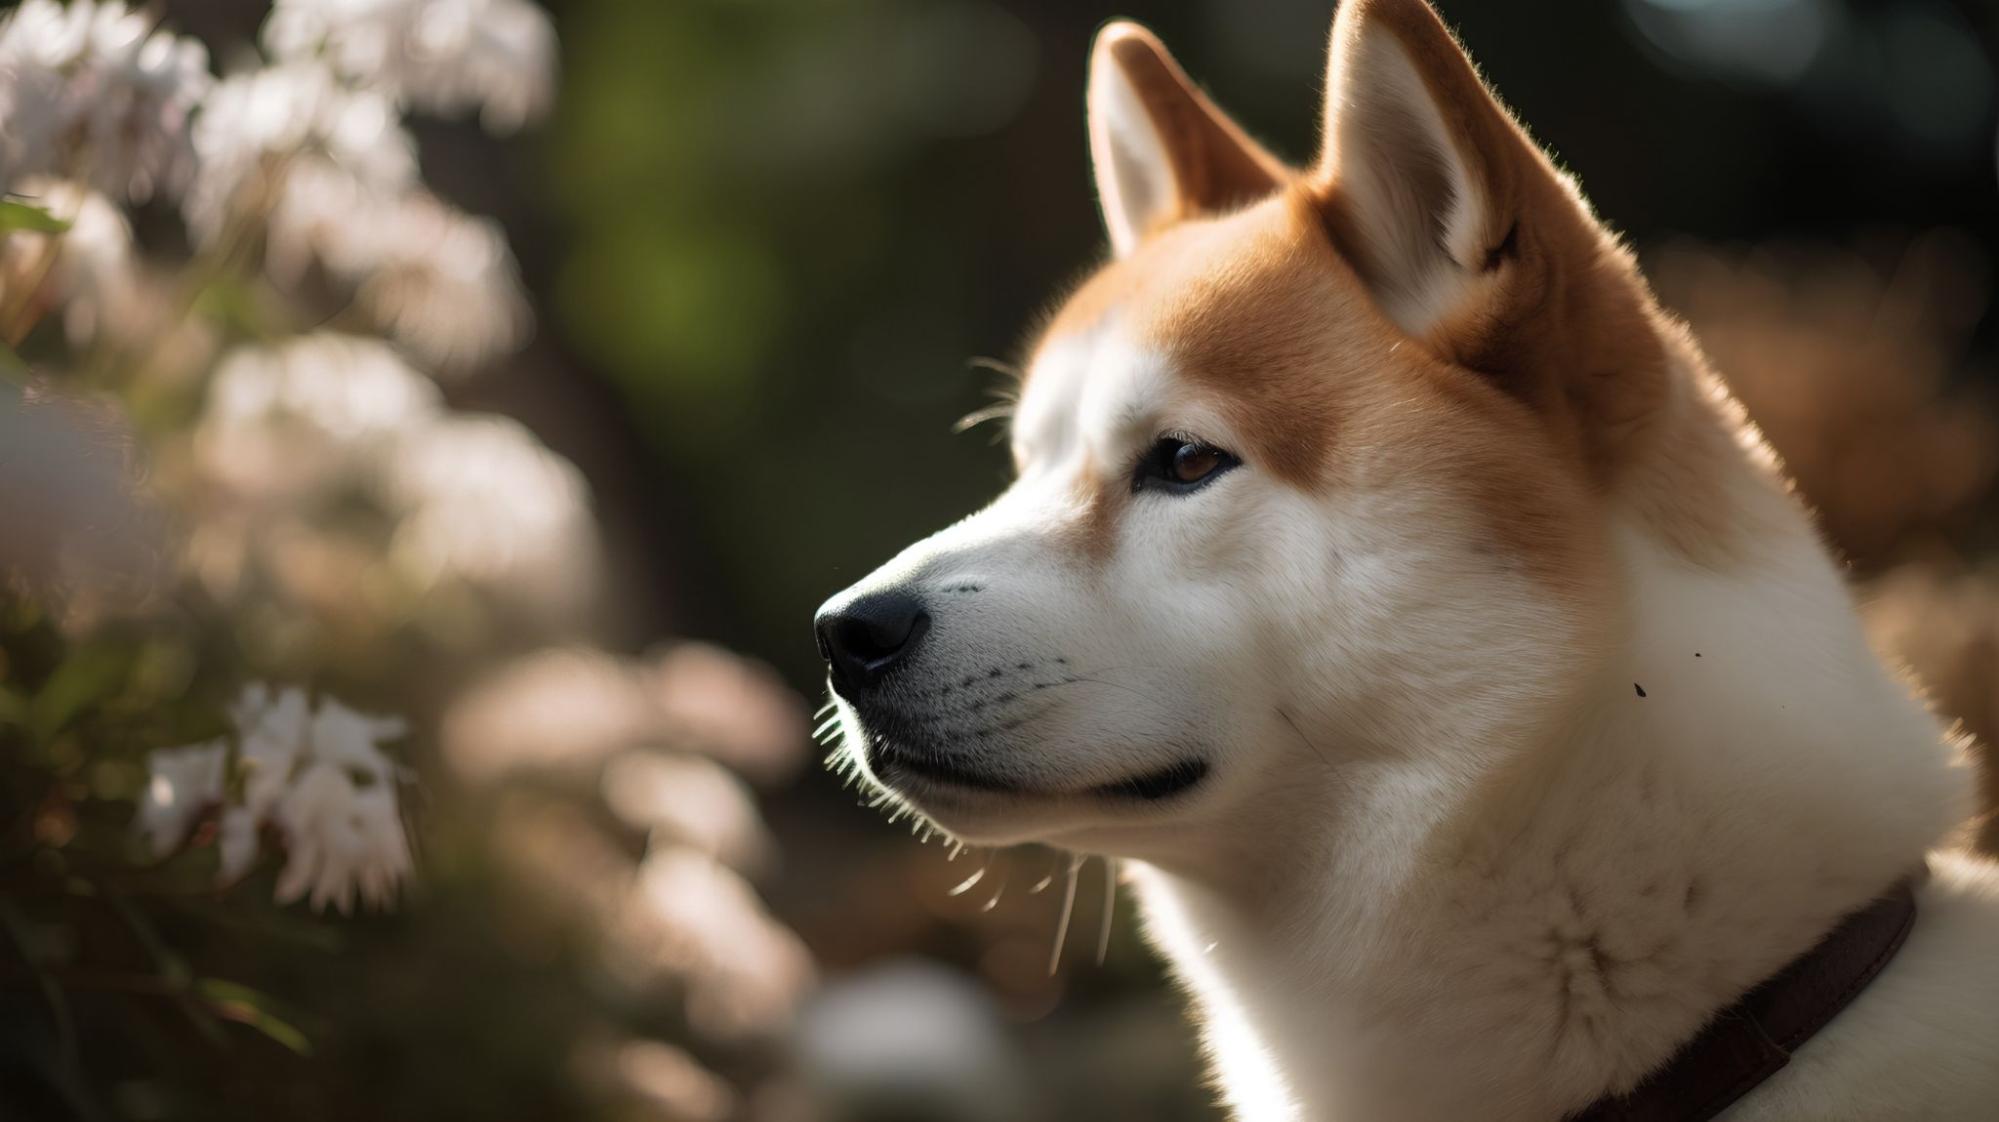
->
[1568, 871, 1923, 1122]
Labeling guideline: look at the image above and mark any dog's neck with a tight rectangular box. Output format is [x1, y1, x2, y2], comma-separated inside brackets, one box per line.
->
[1126, 375, 1966, 1122]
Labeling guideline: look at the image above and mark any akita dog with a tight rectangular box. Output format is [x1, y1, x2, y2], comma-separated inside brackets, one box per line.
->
[813, 0, 1999, 1117]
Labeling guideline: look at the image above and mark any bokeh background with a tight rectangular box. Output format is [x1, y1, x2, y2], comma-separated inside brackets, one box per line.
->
[5, 0, 1999, 1119]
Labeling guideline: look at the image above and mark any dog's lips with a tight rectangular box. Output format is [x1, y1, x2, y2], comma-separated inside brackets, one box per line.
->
[870, 740, 1209, 805]
[1087, 757, 1209, 801]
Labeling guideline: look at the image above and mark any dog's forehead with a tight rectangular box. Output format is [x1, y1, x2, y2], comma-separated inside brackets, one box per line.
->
[1012, 319, 1168, 469]
[1016, 197, 1387, 487]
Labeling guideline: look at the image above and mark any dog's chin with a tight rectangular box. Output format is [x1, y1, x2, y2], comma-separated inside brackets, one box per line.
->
[874, 768, 1051, 846]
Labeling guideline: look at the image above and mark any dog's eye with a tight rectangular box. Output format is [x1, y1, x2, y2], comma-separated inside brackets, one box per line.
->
[1135, 436, 1239, 494]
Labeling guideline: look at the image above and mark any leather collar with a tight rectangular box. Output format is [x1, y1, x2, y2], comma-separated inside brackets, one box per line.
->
[1569, 870, 1923, 1122]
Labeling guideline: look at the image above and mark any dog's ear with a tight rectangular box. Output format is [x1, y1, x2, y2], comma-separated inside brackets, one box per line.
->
[1088, 21, 1289, 258]
[1310, 0, 1666, 472]
[1312, 0, 1581, 341]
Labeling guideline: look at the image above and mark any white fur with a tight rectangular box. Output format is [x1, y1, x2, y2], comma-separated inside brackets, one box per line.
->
[1125, 476, 1982, 1120]
[1089, 50, 1174, 259]
[824, 321, 1998, 1117]
[1326, 26, 1487, 336]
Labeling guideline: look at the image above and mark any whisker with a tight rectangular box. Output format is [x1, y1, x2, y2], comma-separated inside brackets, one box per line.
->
[982, 863, 1010, 912]
[949, 856, 990, 897]
[966, 356, 1021, 379]
[955, 358, 1021, 438]
[812, 714, 843, 738]
[1048, 854, 1084, 975]
[813, 699, 838, 718]
[1096, 856, 1118, 965]
[952, 402, 1016, 435]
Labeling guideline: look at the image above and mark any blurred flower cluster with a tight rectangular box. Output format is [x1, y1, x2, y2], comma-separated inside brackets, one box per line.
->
[1654, 234, 1999, 853]
[0, 2, 815, 1118]
[448, 642, 817, 1118]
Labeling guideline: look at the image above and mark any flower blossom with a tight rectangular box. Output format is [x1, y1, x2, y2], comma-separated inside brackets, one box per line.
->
[195, 333, 442, 503]
[340, 188, 531, 369]
[186, 63, 529, 370]
[147, 683, 414, 913]
[441, 647, 658, 782]
[381, 413, 599, 621]
[611, 850, 815, 1041]
[189, 335, 597, 624]
[183, 60, 416, 258]
[2, 176, 139, 345]
[0, 0, 211, 201]
[263, 0, 557, 133]
[136, 740, 226, 856]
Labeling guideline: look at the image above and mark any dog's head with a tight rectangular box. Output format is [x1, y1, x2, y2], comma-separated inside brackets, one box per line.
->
[818, 0, 1697, 857]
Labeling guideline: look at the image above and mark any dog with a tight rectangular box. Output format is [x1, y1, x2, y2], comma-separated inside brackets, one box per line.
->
[813, 1, 1999, 1117]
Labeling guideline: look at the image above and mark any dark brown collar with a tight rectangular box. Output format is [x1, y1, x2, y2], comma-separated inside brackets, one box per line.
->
[1569, 871, 1923, 1122]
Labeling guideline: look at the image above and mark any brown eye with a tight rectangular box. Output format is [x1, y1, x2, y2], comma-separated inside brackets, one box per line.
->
[1172, 443, 1222, 483]
[1135, 436, 1239, 494]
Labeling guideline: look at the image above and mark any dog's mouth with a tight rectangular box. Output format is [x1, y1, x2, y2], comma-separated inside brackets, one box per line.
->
[1086, 757, 1208, 800]
[871, 741, 1208, 803]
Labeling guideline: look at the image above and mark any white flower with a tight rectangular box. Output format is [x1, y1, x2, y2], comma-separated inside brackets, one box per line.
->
[650, 644, 808, 784]
[183, 61, 416, 253]
[190, 337, 591, 620]
[584, 1039, 737, 1122]
[228, 682, 313, 818]
[610, 850, 814, 1040]
[217, 807, 260, 882]
[263, 0, 557, 133]
[136, 740, 226, 856]
[272, 761, 412, 913]
[382, 413, 599, 620]
[602, 752, 772, 874]
[2, 176, 138, 345]
[202, 682, 414, 913]
[441, 647, 660, 782]
[309, 696, 409, 772]
[196, 333, 442, 502]
[186, 63, 528, 370]
[340, 189, 531, 370]
[0, 0, 211, 201]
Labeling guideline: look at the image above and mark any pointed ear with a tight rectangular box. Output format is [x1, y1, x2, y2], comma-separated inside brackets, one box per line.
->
[1312, 0, 1670, 476]
[1312, 0, 1567, 339]
[1088, 21, 1289, 257]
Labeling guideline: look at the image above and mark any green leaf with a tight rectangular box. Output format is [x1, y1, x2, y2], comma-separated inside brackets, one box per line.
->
[169, 902, 347, 954]
[195, 978, 314, 1056]
[0, 200, 71, 235]
[28, 642, 136, 745]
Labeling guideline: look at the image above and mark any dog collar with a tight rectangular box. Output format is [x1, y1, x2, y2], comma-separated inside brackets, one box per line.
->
[1568, 870, 1922, 1122]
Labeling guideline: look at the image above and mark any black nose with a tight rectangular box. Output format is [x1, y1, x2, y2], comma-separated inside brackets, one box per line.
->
[815, 589, 931, 695]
